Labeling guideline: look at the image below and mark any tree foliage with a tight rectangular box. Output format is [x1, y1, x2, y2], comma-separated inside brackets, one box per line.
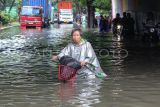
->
[93, 0, 111, 11]
[72, 0, 111, 27]
[72, 0, 111, 14]
[0, 0, 15, 11]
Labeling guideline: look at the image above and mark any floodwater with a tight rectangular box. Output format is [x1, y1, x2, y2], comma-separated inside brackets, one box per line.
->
[0, 24, 160, 107]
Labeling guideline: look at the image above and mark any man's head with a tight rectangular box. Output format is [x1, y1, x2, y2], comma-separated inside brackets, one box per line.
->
[127, 13, 131, 18]
[123, 12, 127, 17]
[116, 13, 120, 18]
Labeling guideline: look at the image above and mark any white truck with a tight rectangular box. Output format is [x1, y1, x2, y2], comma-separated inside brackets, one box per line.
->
[59, 9, 73, 23]
[58, 1, 73, 24]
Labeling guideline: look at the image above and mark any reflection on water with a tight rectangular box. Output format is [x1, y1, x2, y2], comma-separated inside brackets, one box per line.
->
[61, 79, 102, 107]
[0, 26, 160, 107]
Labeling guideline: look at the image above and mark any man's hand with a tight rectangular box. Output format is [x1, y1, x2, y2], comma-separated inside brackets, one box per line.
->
[80, 61, 87, 66]
[52, 55, 58, 61]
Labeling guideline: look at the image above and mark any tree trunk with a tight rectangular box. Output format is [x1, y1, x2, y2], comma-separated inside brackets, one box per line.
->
[87, 0, 95, 28]
[92, 7, 95, 28]
[9, 0, 16, 13]
[75, 0, 81, 14]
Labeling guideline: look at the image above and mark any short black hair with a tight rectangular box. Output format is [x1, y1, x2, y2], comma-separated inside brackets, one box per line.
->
[71, 28, 82, 36]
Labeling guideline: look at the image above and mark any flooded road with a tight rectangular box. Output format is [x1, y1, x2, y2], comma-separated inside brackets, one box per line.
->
[0, 24, 160, 107]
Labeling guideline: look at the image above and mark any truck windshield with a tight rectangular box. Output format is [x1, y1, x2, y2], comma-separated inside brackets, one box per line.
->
[20, 7, 41, 16]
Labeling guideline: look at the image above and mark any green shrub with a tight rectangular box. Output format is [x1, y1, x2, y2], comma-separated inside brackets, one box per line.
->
[0, 11, 11, 25]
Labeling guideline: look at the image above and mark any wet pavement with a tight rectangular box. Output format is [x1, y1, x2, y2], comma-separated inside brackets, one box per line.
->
[0, 24, 160, 107]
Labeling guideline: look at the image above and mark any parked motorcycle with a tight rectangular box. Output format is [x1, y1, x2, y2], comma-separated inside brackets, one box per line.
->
[43, 18, 50, 28]
[142, 23, 159, 43]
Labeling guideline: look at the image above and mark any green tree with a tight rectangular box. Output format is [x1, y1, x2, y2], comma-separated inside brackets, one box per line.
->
[72, 0, 87, 14]
[15, 0, 22, 7]
[72, 0, 94, 28]
[93, 0, 111, 11]
[0, 0, 8, 10]
[72, 0, 111, 28]
[8, 0, 16, 13]
[0, 0, 16, 11]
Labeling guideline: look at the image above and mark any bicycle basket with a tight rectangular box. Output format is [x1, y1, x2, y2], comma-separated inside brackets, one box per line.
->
[58, 65, 77, 81]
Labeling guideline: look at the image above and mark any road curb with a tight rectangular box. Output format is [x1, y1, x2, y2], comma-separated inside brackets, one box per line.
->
[0, 24, 20, 31]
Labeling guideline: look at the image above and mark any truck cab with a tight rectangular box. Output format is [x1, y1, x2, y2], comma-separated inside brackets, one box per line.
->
[20, 6, 43, 29]
[20, 0, 52, 29]
[59, 9, 73, 23]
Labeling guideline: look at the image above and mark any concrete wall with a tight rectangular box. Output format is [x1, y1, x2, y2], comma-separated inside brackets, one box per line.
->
[137, 0, 160, 12]
[112, 0, 160, 17]
[112, 0, 138, 18]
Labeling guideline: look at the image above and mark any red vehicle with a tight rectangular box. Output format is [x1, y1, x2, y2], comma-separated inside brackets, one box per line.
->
[20, 6, 43, 29]
[57, 1, 73, 23]
[19, 0, 52, 29]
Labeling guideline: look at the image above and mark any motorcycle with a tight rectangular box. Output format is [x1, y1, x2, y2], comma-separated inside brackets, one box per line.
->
[113, 24, 123, 41]
[43, 18, 50, 28]
[142, 23, 159, 43]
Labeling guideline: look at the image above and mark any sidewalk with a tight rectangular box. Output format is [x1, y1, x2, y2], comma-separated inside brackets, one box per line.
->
[0, 22, 20, 30]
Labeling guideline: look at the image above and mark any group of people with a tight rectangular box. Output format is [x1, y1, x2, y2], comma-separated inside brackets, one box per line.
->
[112, 12, 135, 38]
[96, 12, 135, 37]
[96, 15, 112, 33]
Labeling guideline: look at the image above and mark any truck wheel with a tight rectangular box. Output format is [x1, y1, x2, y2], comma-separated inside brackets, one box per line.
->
[20, 26, 26, 29]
